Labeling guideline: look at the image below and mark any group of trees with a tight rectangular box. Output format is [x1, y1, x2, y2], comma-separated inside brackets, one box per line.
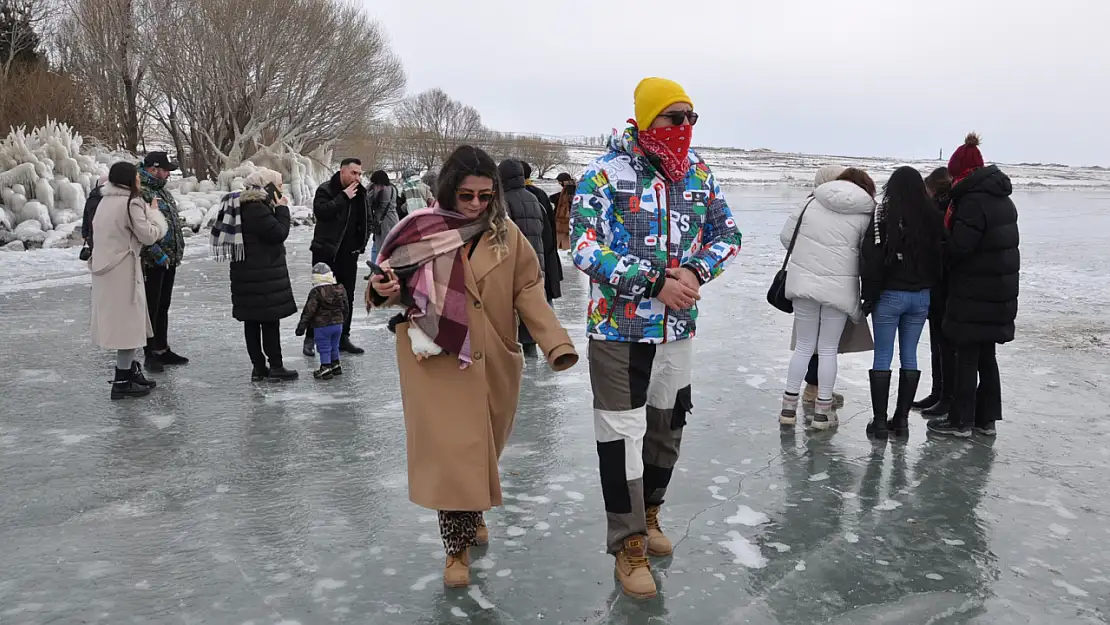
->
[339, 88, 573, 179]
[1, 0, 572, 180]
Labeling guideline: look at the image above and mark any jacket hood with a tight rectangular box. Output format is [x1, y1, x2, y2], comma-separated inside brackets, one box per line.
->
[951, 165, 1012, 199]
[239, 188, 271, 204]
[101, 183, 132, 198]
[498, 159, 526, 191]
[814, 180, 876, 215]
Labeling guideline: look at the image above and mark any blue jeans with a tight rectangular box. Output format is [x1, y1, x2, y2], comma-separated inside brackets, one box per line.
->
[871, 290, 930, 371]
[314, 323, 343, 365]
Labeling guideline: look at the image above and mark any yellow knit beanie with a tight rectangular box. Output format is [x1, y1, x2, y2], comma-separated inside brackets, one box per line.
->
[634, 77, 693, 130]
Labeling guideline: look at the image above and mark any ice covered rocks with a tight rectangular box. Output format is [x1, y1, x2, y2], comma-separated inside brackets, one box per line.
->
[2, 240, 26, 251]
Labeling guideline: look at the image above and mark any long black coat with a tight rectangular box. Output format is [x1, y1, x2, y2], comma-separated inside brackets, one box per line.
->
[310, 172, 371, 260]
[229, 189, 298, 322]
[498, 160, 546, 278]
[528, 185, 563, 300]
[943, 165, 1020, 345]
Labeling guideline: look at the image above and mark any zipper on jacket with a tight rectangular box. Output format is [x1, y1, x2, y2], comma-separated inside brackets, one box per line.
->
[334, 188, 355, 261]
[654, 182, 671, 344]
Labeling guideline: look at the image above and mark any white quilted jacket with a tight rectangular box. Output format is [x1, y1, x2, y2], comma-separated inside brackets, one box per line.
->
[780, 180, 875, 321]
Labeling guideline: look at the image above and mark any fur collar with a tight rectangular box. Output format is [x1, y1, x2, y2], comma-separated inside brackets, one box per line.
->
[101, 183, 133, 197]
[239, 188, 271, 204]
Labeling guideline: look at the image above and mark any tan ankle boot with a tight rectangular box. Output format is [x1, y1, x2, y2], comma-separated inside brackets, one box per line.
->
[615, 536, 657, 599]
[645, 505, 673, 557]
[443, 548, 470, 588]
[474, 514, 489, 546]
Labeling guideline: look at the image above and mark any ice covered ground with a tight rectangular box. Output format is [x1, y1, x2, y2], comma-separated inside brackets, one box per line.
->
[0, 187, 1108, 624]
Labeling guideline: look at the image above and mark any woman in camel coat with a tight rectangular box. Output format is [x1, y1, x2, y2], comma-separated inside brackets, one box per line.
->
[89, 161, 168, 399]
[369, 145, 578, 589]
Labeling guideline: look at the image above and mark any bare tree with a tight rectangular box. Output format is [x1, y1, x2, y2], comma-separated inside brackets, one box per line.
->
[57, 0, 154, 152]
[517, 137, 569, 178]
[143, 0, 404, 178]
[0, 0, 59, 80]
[393, 88, 484, 171]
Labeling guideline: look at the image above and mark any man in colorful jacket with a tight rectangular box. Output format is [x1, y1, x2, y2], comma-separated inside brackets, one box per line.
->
[139, 151, 189, 372]
[571, 77, 741, 600]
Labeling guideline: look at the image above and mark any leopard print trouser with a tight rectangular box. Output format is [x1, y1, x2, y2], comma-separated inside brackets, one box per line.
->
[438, 511, 481, 555]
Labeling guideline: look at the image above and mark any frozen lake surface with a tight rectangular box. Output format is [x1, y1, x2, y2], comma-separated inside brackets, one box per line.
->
[0, 186, 1108, 624]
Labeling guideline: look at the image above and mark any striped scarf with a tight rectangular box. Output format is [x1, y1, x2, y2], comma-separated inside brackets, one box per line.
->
[379, 206, 490, 368]
[211, 191, 246, 262]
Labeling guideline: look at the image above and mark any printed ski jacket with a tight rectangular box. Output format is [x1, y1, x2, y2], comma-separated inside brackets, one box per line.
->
[571, 127, 742, 343]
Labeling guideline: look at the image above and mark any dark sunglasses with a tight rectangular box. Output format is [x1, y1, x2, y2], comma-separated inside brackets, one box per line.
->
[658, 110, 699, 126]
[457, 190, 496, 204]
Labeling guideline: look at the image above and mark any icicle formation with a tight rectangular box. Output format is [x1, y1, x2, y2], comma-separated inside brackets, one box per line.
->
[0, 121, 112, 247]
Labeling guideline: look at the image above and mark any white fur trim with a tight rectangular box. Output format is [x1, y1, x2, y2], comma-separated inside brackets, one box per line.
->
[148, 206, 169, 239]
[408, 325, 443, 358]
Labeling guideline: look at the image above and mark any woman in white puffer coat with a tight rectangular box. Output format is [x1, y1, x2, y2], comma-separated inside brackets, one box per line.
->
[778, 167, 877, 430]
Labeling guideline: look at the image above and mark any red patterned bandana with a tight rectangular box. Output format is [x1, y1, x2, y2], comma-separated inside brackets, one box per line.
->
[634, 120, 693, 182]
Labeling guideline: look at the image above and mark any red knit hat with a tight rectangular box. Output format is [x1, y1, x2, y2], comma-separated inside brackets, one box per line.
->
[947, 133, 984, 180]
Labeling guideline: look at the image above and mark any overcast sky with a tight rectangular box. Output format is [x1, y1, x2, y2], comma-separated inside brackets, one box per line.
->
[364, 0, 1109, 166]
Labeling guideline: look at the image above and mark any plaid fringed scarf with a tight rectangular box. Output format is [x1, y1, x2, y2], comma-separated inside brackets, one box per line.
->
[211, 191, 246, 261]
[378, 206, 490, 368]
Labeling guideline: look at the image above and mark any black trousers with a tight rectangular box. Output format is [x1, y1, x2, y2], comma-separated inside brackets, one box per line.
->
[245, 321, 283, 368]
[307, 250, 359, 339]
[143, 265, 176, 352]
[926, 313, 957, 400]
[805, 354, 819, 386]
[949, 342, 1002, 428]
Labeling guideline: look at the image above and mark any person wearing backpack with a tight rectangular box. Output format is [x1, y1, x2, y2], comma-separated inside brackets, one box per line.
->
[79, 174, 108, 260]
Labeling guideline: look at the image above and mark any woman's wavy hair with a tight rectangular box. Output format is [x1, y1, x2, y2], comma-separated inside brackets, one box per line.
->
[436, 145, 509, 258]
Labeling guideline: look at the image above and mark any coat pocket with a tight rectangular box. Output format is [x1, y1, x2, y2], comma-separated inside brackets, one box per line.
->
[672, 385, 693, 430]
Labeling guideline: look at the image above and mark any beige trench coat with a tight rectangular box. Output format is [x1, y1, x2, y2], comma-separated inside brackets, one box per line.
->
[379, 222, 578, 512]
[790, 317, 874, 354]
[89, 184, 168, 350]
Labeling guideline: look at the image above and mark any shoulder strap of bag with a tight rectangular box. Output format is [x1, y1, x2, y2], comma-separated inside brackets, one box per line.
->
[781, 197, 815, 271]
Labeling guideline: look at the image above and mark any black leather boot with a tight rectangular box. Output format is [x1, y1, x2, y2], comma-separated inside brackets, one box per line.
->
[890, 369, 921, 438]
[130, 361, 157, 388]
[866, 370, 892, 440]
[111, 367, 152, 400]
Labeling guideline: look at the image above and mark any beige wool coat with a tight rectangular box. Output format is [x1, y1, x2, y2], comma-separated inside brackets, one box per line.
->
[89, 184, 168, 350]
[377, 222, 578, 512]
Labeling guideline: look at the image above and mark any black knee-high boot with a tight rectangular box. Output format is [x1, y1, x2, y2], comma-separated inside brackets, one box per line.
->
[890, 369, 921, 438]
[866, 370, 892, 439]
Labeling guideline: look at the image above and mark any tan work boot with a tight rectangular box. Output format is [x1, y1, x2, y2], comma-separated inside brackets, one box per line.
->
[615, 536, 657, 599]
[474, 514, 489, 546]
[443, 548, 470, 588]
[645, 505, 673, 557]
[803, 384, 845, 412]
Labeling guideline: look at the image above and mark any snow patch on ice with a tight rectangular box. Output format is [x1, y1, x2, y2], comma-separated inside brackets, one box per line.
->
[496, 569, 512, 578]
[712, 476, 729, 484]
[808, 472, 829, 482]
[1052, 579, 1088, 597]
[506, 526, 526, 537]
[925, 573, 944, 581]
[725, 505, 770, 527]
[708, 486, 727, 501]
[845, 532, 860, 544]
[534, 521, 550, 531]
[564, 491, 584, 502]
[720, 531, 767, 569]
[767, 542, 791, 553]
[875, 499, 903, 511]
[942, 539, 966, 546]
[745, 376, 766, 388]
[472, 556, 496, 571]
[795, 560, 807, 571]
[1049, 524, 1071, 536]
[410, 574, 438, 591]
[450, 606, 467, 618]
[467, 586, 495, 609]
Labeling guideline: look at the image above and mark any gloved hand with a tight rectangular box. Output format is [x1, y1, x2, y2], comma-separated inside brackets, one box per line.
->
[295, 325, 306, 337]
[861, 300, 875, 316]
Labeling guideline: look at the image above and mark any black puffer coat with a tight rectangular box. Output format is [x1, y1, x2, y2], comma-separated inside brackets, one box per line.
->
[498, 160, 546, 278]
[943, 165, 1020, 345]
[528, 184, 563, 300]
[229, 189, 298, 322]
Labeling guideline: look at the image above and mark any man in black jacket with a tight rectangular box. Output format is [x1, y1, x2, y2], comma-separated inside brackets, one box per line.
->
[520, 161, 563, 302]
[928, 140, 1019, 439]
[305, 158, 370, 356]
[499, 159, 548, 356]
